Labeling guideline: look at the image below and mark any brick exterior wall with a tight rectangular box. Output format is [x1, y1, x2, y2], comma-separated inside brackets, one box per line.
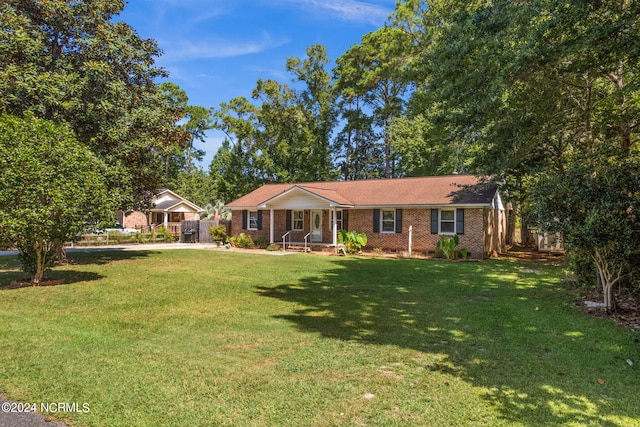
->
[229, 210, 271, 243]
[229, 210, 334, 244]
[184, 212, 199, 221]
[123, 211, 148, 228]
[122, 211, 200, 228]
[460, 208, 484, 259]
[230, 207, 502, 259]
[347, 208, 485, 259]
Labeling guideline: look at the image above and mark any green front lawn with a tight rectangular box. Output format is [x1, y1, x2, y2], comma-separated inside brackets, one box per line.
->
[0, 251, 638, 426]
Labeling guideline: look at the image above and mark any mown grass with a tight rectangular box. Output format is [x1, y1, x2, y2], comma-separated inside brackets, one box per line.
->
[0, 250, 638, 426]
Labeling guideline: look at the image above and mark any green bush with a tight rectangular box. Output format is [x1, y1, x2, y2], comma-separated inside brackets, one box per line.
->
[337, 230, 368, 254]
[435, 235, 467, 260]
[209, 225, 227, 243]
[157, 227, 176, 242]
[230, 233, 254, 249]
[255, 237, 270, 249]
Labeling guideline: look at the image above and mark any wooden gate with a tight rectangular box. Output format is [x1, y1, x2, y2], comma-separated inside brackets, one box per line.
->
[180, 220, 231, 243]
[198, 220, 216, 243]
[198, 220, 231, 243]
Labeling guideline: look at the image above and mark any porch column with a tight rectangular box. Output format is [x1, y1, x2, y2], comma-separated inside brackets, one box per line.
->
[164, 212, 168, 229]
[332, 207, 337, 246]
[270, 209, 274, 244]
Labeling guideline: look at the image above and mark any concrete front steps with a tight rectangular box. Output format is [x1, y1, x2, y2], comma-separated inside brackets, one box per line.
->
[280, 242, 336, 253]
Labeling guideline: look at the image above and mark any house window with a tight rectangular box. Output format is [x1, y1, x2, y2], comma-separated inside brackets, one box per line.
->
[293, 210, 304, 231]
[440, 210, 455, 234]
[381, 209, 396, 233]
[248, 211, 258, 230]
[331, 210, 343, 231]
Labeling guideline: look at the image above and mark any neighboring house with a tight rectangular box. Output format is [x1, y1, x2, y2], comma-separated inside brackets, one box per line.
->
[226, 175, 507, 259]
[536, 231, 564, 252]
[116, 189, 204, 236]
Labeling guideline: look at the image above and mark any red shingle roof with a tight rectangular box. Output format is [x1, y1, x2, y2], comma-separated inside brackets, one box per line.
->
[226, 175, 497, 208]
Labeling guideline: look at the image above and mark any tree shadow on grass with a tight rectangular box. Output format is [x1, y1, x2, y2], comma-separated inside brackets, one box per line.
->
[0, 250, 158, 289]
[256, 257, 639, 426]
[0, 270, 104, 290]
[65, 248, 161, 265]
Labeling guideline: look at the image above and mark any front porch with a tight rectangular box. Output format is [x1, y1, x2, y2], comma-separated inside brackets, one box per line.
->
[232, 207, 348, 249]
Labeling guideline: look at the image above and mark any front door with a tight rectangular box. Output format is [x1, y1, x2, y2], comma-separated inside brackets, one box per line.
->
[311, 210, 322, 242]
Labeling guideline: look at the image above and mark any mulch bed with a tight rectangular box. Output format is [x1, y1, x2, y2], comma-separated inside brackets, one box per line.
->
[9, 278, 65, 289]
[577, 287, 640, 330]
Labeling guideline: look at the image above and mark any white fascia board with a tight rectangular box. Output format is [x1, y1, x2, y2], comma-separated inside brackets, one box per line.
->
[260, 185, 346, 208]
[154, 189, 204, 212]
[151, 201, 202, 213]
[348, 203, 492, 209]
[257, 203, 354, 209]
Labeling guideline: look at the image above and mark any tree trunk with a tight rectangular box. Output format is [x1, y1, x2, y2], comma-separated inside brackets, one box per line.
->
[592, 248, 623, 313]
[506, 205, 516, 246]
[520, 218, 531, 247]
[55, 239, 67, 264]
[31, 240, 45, 286]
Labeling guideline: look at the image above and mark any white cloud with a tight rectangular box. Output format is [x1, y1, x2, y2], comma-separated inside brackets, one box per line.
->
[160, 34, 291, 62]
[272, 0, 392, 25]
[246, 65, 288, 81]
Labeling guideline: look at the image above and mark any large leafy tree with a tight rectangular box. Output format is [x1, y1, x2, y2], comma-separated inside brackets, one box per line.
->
[211, 45, 337, 197]
[286, 44, 338, 181]
[332, 100, 383, 180]
[334, 27, 413, 178]
[210, 97, 263, 202]
[252, 78, 315, 182]
[160, 82, 214, 177]
[532, 151, 640, 312]
[0, 115, 114, 284]
[168, 169, 216, 210]
[393, 0, 640, 309]
[0, 0, 189, 210]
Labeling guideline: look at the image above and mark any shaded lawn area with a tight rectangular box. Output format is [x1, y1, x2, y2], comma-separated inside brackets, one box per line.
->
[0, 250, 638, 426]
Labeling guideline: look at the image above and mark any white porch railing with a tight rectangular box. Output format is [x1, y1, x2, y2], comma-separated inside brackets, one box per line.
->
[282, 231, 291, 251]
[304, 232, 311, 253]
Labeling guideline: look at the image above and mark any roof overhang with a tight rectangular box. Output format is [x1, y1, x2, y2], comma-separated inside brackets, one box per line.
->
[151, 200, 203, 213]
[347, 203, 494, 209]
[257, 185, 353, 209]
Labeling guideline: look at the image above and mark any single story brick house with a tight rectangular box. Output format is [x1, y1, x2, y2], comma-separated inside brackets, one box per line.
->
[226, 175, 506, 259]
[116, 189, 203, 235]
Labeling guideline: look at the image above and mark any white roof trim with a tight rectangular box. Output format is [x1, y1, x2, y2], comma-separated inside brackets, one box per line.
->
[150, 200, 202, 213]
[258, 185, 349, 208]
[153, 190, 204, 212]
[347, 203, 493, 209]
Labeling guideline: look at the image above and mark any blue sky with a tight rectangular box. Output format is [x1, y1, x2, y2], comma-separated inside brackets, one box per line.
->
[117, 0, 397, 168]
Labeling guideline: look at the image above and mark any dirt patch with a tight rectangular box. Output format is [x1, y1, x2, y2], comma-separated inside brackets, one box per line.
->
[504, 244, 565, 261]
[9, 278, 65, 289]
[576, 287, 640, 330]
